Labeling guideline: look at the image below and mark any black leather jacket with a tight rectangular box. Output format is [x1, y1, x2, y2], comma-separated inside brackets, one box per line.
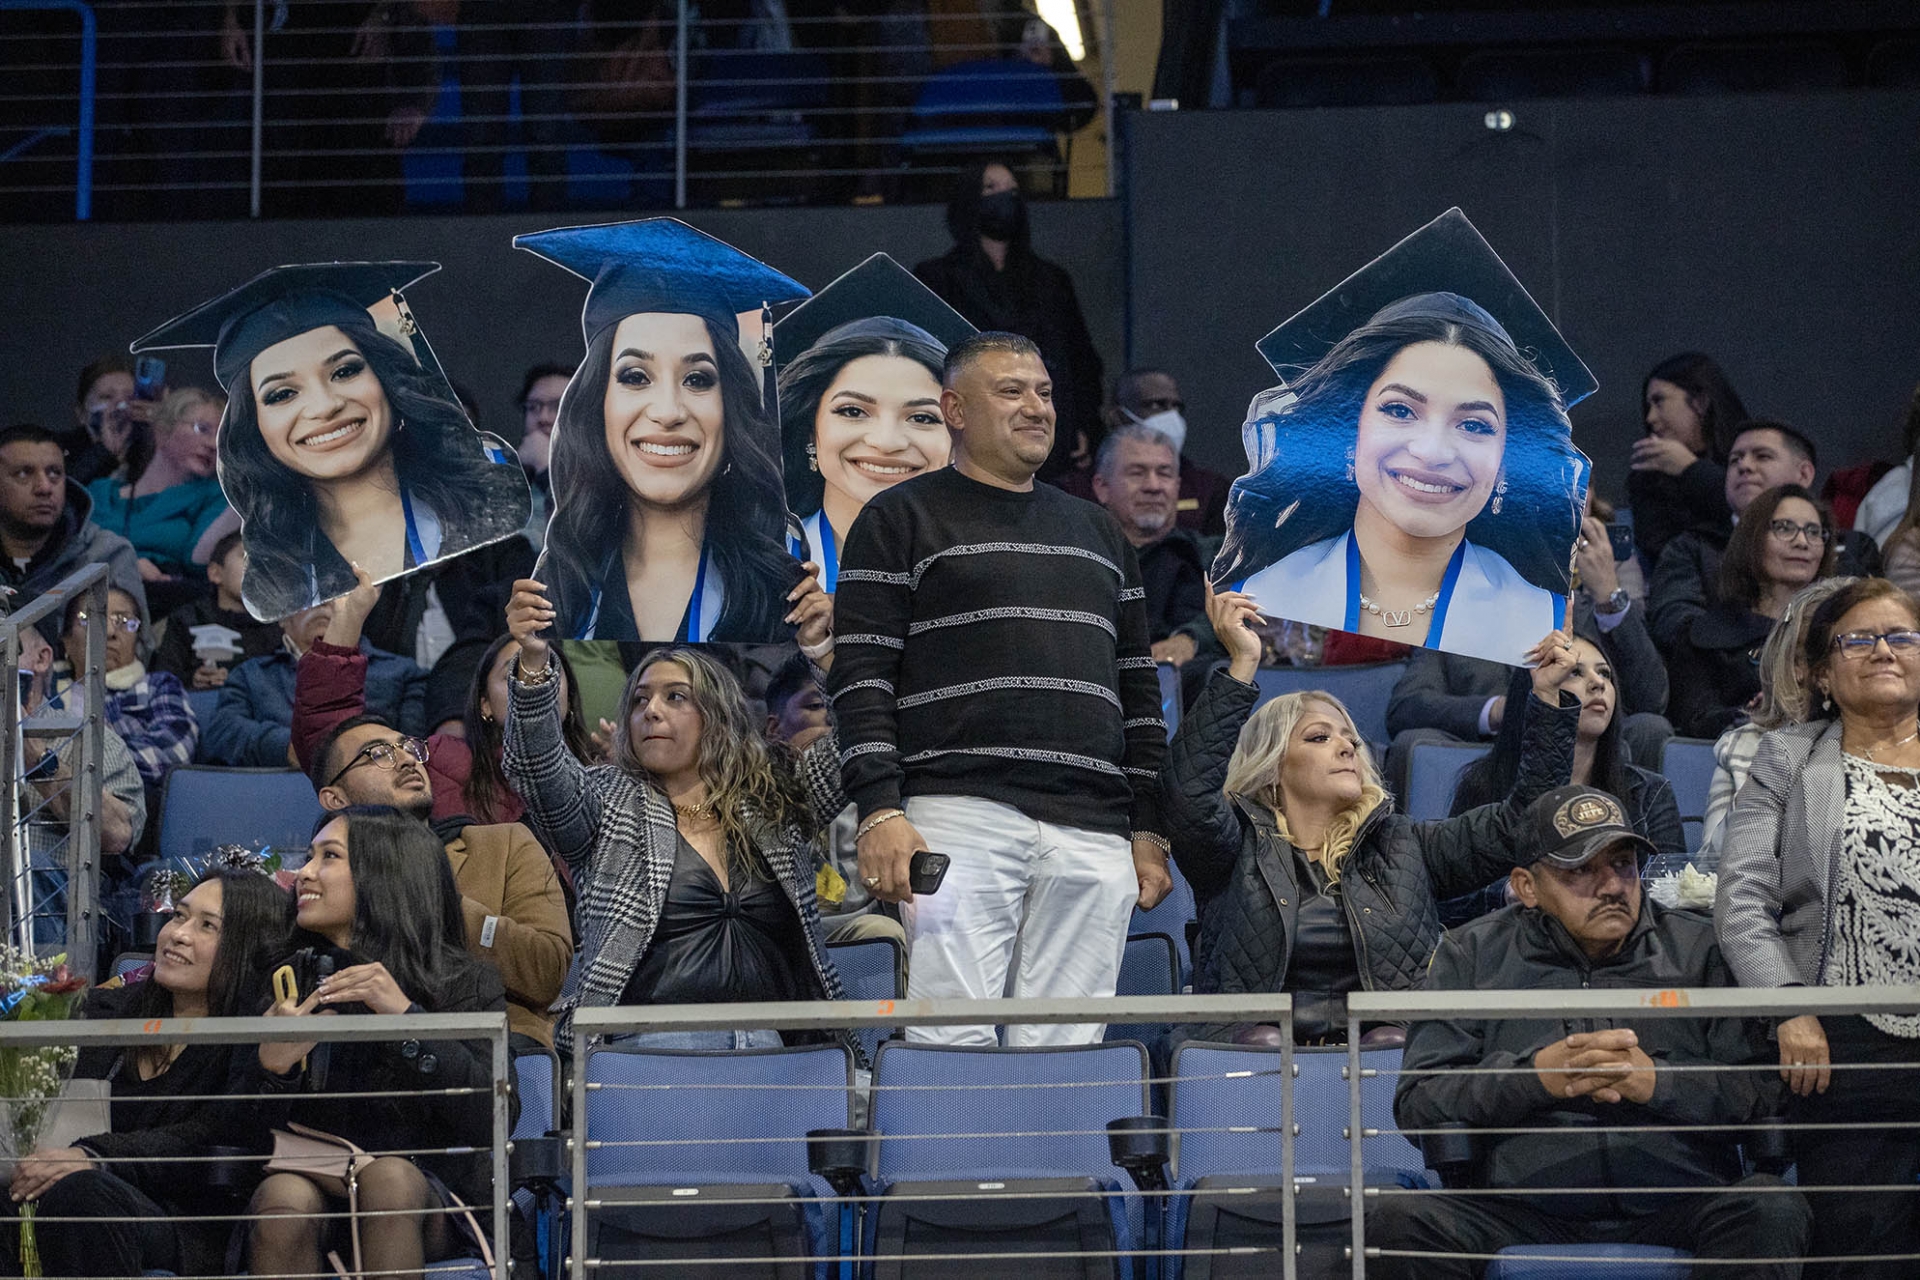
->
[1160, 670, 1577, 1040]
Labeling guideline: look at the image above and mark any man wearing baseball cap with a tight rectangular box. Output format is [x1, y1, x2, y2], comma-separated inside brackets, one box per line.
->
[1368, 785, 1811, 1279]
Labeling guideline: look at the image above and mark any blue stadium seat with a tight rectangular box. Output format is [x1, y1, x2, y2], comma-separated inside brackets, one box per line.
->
[514, 1048, 559, 1141]
[1131, 859, 1197, 990]
[867, 1040, 1151, 1279]
[827, 934, 905, 1061]
[1251, 662, 1405, 749]
[1404, 741, 1491, 821]
[184, 688, 220, 739]
[686, 50, 826, 154]
[1486, 1243, 1690, 1278]
[900, 58, 1066, 173]
[156, 766, 323, 862]
[583, 1043, 855, 1278]
[1660, 738, 1716, 854]
[1158, 661, 1182, 739]
[1107, 932, 1179, 1059]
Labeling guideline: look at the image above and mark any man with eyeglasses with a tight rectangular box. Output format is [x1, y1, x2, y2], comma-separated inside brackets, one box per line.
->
[1651, 420, 1881, 653]
[302, 713, 573, 1051]
[0, 422, 148, 646]
[515, 363, 573, 552]
[1054, 369, 1233, 541]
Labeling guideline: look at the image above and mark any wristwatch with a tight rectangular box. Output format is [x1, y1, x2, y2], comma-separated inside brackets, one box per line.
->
[1596, 587, 1630, 615]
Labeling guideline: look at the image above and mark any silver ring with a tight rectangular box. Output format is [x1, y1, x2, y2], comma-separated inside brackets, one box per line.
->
[863, 876, 881, 888]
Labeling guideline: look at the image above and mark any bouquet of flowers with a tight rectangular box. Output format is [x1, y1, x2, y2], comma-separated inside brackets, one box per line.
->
[0, 948, 88, 1276]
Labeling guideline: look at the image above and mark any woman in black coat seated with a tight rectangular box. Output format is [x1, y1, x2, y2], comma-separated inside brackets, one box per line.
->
[1669, 484, 1835, 739]
[1160, 586, 1578, 1046]
[5, 865, 287, 1277]
[1441, 637, 1687, 925]
[247, 806, 506, 1279]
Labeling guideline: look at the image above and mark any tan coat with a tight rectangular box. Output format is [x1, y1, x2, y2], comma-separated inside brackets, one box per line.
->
[445, 822, 574, 1048]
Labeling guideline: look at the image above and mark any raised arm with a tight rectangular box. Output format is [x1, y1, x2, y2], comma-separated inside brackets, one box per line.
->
[291, 565, 381, 772]
[501, 579, 603, 871]
[1160, 585, 1262, 897]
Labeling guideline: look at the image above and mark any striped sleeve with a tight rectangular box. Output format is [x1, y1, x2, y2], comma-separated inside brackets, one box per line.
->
[1113, 532, 1166, 837]
[825, 500, 914, 819]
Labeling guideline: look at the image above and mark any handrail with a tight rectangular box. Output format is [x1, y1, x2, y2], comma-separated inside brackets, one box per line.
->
[0, 0, 93, 219]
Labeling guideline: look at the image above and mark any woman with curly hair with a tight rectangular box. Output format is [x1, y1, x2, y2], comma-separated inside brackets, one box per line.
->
[131, 262, 531, 620]
[502, 572, 851, 1052]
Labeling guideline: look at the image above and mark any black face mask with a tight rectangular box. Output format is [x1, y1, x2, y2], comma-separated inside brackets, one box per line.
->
[976, 189, 1022, 241]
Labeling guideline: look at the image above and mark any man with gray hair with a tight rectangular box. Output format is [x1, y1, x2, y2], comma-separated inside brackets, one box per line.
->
[828, 331, 1173, 1046]
[1091, 423, 1206, 651]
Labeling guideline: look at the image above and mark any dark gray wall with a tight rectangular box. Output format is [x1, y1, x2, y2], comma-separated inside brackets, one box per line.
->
[1, 201, 1124, 446]
[1122, 92, 1920, 497]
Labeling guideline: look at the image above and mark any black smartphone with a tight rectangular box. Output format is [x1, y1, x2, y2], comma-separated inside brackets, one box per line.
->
[909, 849, 950, 896]
[133, 355, 167, 402]
[1605, 522, 1634, 564]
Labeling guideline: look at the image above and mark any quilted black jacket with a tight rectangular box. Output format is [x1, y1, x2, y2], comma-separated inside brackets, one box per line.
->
[1161, 670, 1578, 1040]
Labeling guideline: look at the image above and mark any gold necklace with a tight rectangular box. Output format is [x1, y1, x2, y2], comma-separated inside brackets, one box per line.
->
[672, 792, 718, 823]
[1861, 720, 1920, 763]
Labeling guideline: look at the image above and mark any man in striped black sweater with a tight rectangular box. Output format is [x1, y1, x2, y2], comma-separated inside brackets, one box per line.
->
[826, 331, 1174, 1046]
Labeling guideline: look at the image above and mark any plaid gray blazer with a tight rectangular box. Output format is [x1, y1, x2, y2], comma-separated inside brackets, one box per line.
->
[1716, 718, 1846, 990]
[503, 672, 853, 1054]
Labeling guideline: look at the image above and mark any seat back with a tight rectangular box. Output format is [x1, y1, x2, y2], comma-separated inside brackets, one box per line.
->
[1404, 741, 1491, 821]
[1293, 1046, 1423, 1179]
[1251, 661, 1405, 748]
[1130, 859, 1197, 987]
[156, 766, 324, 861]
[827, 935, 906, 1060]
[583, 1044, 853, 1184]
[1168, 1042, 1285, 1185]
[513, 1048, 560, 1140]
[1660, 737, 1716, 851]
[1107, 933, 1179, 1053]
[911, 58, 1066, 122]
[870, 1041, 1149, 1182]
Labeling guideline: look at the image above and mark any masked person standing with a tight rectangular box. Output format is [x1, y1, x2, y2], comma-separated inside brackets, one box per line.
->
[913, 161, 1104, 482]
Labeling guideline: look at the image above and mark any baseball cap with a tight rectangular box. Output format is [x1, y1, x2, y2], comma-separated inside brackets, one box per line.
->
[1524, 784, 1655, 869]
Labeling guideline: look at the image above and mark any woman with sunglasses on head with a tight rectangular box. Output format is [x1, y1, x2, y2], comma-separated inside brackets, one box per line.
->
[1720, 577, 1920, 1278]
[1667, 484, 1836, 740]
[3, 864, 287, 1278]
[246, 806, 506, 1280]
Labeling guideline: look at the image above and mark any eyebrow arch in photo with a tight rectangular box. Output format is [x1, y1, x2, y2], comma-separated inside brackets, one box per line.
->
[1378, 382, 1500, 416]
[833, 389, 940, 408]
[257, 348, 358, 389]
[617, 349, 715, 364]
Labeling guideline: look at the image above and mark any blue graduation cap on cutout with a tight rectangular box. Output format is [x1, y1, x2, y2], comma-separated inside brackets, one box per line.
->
[772, 253, 976, 380]
[515, 217, 810, 345]
[130, 261, 440, 395]
[1255, 208, 1597, 408]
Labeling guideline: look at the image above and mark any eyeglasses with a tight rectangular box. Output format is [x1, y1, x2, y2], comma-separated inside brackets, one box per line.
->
[325, 736, 430, 789]
[75, 612, 140, 635]
[1830, 630, 1920, 660]
[1767, 519, 1831, 546]
[183, 420, 218, 436]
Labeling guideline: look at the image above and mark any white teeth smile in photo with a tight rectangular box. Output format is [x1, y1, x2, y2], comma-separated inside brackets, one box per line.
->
[852, 460, 916, 478]
[1390, 470, 1463, 495]
[298, 893, 321, 905]
[635, 440, 696, 457]
[301, 420, 363, 447]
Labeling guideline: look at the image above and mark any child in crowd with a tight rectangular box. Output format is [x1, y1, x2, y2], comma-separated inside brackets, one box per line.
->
[149, 531, 282, 689]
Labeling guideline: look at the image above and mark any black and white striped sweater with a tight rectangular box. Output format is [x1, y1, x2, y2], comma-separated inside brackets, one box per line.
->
[827, 466, 1165, 839]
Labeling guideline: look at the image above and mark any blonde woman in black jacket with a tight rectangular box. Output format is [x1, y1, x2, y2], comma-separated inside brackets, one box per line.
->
[1160, 587, 1579, 1044]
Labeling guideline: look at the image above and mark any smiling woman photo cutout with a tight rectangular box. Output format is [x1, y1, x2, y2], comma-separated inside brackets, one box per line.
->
[1215, 211, 1593, 668]
[516, 218, 810, 642]
[773, 254, 976, 589]
[131, 262, 531, 621]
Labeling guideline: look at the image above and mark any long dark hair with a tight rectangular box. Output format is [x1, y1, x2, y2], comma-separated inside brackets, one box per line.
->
[1641, 352, 1750, 465]
[291, 805, 472, 1008]
[1451, 660, 1632, 815]
[463, 633, 594, 823]
[128, 867, 291, 1041]
[1718, 483, 1835, 613]
[540, 317, 800, 641]
[776, 325, 949, 516]
[1214, 301, 1585, 594]
[221, 317, 529, 619]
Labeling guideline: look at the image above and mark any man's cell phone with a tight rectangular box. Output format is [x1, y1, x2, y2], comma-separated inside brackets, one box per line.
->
[1605, 523, 1634, 564]
[909, 849, 950, 895]
[133, 356, 167, 402]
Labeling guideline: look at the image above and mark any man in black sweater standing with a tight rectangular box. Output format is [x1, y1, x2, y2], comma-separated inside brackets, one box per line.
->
[827, 332, 1173, 1046]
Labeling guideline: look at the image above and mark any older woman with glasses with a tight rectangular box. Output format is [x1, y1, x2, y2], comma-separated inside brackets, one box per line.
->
[1720, 576, 1920, 1277]
[1667, 484, 1836, 738]
[86, 386, 236, 590]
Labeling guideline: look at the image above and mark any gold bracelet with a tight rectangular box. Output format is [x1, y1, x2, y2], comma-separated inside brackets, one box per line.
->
[856, 809, 905, 841]
[516, 654, 556, 686]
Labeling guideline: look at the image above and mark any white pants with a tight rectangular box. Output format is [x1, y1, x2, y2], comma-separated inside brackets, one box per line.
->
[900, 794, 1137, 1047]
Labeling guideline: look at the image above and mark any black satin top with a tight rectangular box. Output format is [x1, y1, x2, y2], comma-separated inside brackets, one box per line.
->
[621, 835, 812, 1006]
[1284, 849, 1361, 1042]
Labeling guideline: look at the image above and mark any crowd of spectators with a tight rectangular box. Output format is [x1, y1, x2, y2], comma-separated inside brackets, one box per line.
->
[12, 274, 1920, 1275]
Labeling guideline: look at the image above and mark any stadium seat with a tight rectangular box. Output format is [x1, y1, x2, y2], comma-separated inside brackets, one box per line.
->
[155, 766, 323, 862]
[514, 1048, 560, 1141]
[1131, 859, 1197, 990]
[1107, 932, 1179, 1064]
[1252, 661, 1405, 749]
[867, 1040, 1151, 1279]
[1486, 1243, 1690, 1278]
[1660, 738, 1716, 854]
[109, 951, 152, 981]
[1457, 46, 1650, 101]
[582, 1043, 856, 1278]
[1403, 741, 1491, 821]
[827, 934, 905, 1061]
[900, 59, 1069, 188]
[183, 688, 220, 738]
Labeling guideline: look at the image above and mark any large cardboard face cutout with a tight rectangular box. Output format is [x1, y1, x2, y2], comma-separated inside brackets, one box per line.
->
[1213, 210, 1594, 668]
[514, 218, 811, 643]
[772, 254, 976, 591]
[132, 262, 533, 623]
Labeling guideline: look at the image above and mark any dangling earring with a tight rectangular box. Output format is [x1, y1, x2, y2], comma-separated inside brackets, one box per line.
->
[1491, 470, 1507, 516]
[1344, 446, 1356, 485]
[396, 416, 407, 434]
[806, 442, 818, 473]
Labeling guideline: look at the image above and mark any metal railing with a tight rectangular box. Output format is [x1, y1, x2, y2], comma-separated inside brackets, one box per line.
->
[0, 0, 1114, 220]
[0, 0, 92, 219]
[1, 562, 109, 973]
